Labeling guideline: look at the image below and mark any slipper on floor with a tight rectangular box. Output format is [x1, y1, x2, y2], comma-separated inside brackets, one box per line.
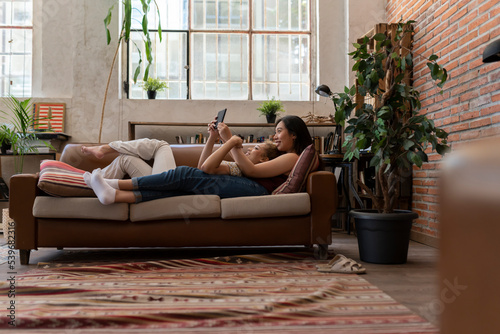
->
[316, 254, 366, 274]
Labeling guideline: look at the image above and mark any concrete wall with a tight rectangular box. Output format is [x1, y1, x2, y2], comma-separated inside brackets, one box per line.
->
[3, 0, 385, 145]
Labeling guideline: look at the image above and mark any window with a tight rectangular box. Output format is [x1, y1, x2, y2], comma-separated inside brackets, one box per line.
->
[0, 0, 32, 97]
[127, 0, 311, 101]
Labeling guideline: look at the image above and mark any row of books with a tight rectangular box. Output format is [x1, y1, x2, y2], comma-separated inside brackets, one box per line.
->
[313, 128, 342, 154]
[175, 134, 275, 144]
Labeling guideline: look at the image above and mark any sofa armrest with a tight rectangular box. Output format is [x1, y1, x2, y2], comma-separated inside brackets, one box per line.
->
[9, 173, 40, 250]
[306, 171, 338, 246]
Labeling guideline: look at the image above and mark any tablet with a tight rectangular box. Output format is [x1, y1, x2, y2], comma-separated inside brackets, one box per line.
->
[214, 108, 227, 129]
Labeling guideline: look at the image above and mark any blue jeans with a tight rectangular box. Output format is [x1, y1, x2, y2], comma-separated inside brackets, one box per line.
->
[131, 166, 269, 203]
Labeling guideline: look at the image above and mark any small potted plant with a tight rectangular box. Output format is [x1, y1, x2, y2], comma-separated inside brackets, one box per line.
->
[257, 97, 284, 123]
[141, 77, 168, 99]
[330, 21, 450, 264]
[0, 124, 14, 154]
[0, 96, 52, 173]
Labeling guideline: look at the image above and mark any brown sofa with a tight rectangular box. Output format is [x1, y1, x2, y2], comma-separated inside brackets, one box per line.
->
[10, 143, 338, 265]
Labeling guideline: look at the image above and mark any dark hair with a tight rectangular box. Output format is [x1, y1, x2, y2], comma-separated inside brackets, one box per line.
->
[275, 115, 313, 155]
[261, 140, 281, 160]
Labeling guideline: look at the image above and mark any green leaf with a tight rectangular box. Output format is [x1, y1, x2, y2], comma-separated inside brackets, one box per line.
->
[373, 33, 386, 41]
[429, 54, 438, 61]
[403, 139, 414, 150]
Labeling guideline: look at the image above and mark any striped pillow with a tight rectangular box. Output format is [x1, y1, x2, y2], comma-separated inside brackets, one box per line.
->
[272, 144, 320, 195]
[37, 160, 95, 197]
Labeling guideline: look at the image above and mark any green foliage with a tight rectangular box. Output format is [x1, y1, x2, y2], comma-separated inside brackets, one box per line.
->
[104, 0, 162, 83]
[331, 21, 450, 213]
[257, 97, 285, 116]
[0, 96, 52, 173]
[141, 77, 168, 92]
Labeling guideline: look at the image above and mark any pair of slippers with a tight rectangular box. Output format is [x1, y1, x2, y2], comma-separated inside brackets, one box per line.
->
[316, 254, 366, 274]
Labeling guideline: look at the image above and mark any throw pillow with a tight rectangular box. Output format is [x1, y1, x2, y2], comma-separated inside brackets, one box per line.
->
[272, 144, 319, 195]
[37, 160, 95, 197]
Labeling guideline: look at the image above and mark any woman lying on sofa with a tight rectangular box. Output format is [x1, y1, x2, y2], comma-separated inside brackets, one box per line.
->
[85, 115, 313, 205]
[81, 118, 279, 179]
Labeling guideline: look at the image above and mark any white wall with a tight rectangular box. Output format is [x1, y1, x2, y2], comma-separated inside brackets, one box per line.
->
[3, 0, 385, 144]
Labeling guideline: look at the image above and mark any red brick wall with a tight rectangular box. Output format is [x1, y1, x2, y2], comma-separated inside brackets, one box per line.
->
[386, 0, 500, 240]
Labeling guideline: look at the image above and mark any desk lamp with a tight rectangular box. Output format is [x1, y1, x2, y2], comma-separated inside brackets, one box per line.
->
[315, 84, 342, 153]
[483, 39, 500, 63]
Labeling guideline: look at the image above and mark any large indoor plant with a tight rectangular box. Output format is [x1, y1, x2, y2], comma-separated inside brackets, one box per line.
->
[99, 0, 162, 142]
[330, 21, 450, 263]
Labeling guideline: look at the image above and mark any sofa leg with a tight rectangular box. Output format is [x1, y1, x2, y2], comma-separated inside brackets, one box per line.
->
[316, 244, 328, 260]
[19, 249, 31, 265]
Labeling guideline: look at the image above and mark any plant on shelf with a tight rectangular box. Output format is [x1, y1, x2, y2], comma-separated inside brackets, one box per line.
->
[0, 96, 52, 173]
[324, 21, 450, 264]
[257, 97, 284, 123]
[99, 0, 163, 142]
[0, 124, 14, 154]
[141, 77, 168, 99]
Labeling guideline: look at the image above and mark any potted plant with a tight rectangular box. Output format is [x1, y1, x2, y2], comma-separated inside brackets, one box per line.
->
[0, 124, 14, 154]
[141, 77, 168, 99]
[0, 96, 52, 173]
[330, 21, 450, 264]
[257, 97, 284, 123]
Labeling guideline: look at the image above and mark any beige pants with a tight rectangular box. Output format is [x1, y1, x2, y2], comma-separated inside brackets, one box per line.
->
[101, 138, 176, 179]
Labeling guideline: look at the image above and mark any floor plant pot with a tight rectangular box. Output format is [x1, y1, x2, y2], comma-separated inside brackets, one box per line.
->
[147, 90, 157, 99]
[265, 114, 276, 123]
[350, 209, 418, 264]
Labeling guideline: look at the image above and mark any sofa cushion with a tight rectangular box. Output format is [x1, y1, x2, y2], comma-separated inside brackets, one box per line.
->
[272, 144, 319, 195]
[130, 195, 221, 222]
[221, 193, 310, 219]
[37, 160, 95, 197]
[33, 197, 129, 221]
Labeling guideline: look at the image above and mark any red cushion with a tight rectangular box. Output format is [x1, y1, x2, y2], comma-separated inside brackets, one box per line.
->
[272, 144, 319, 195]
[37, 160, 95, 197]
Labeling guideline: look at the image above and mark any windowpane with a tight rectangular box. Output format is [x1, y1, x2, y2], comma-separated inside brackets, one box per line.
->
[130, 31, 188, 99]
[192, 0, 249, 30]
[0, 0, 32, 97]
[253, 0, 309, 31]
[131, 0, 188, 30]
[192, 32, 248, 100]
[252, 34, 309, 101]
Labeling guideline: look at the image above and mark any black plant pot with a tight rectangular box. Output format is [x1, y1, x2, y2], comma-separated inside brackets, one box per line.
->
[1, 142, 11, 155]
[350, 209, 418, 264]
[147, 90, 157, 99]
[265, 114, 276, 123]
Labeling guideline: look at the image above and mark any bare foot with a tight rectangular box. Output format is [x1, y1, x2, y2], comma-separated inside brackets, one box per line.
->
[81, 145, 107, 159]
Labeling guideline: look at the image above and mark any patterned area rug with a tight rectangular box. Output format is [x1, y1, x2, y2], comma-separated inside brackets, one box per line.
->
[0, 253, 438, 333]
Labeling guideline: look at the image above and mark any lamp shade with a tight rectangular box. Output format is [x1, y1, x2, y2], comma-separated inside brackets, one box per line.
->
[315, 84, 333, 97]
[483, 39, 500, 63]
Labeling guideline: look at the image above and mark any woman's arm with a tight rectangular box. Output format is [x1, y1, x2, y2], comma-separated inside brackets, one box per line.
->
[200, 135, 243, 174]
[217, 122, 299, 178]
[197, 120, 219, 169]
[231, 148, 299, 178]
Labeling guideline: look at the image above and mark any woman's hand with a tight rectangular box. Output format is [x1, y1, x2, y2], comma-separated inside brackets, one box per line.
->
[217, 123, 232, 143]
[207, 119, 219, 140]
[228, 135, 243, 149]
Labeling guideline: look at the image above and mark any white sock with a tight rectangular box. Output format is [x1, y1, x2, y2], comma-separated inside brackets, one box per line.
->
[90, 169, 116, 205]
[105, 178, 119, 189]
[83, 171, 92, 187]
[84, 170, 119, 189]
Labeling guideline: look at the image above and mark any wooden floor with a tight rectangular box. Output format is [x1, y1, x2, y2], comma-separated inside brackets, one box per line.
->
[0, 231, 440, 328]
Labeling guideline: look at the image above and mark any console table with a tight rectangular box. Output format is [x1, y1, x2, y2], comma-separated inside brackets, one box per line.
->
[128, 121, 335, 141]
